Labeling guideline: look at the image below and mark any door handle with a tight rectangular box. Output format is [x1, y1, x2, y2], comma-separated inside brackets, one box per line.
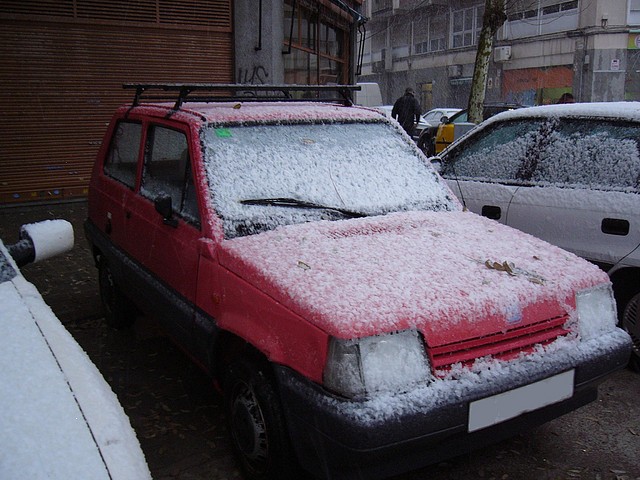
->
[482, 205, 502, 220]
[601, 218, 629, 236]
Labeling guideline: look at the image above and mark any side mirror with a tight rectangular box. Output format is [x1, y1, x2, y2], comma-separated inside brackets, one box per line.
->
[429, 156, 443, 173]
[154, 195, 178, 228]
[7, 220, 74, 267]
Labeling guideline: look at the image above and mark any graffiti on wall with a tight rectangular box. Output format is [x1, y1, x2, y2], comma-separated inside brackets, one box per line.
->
[237, 66, 269, 84]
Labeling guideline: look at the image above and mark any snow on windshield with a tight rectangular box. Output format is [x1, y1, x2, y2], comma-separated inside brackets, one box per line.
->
[202, 122, 457, 238]
[445, 117, 640, 190]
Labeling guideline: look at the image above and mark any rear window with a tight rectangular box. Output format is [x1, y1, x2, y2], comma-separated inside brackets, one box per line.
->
[104, 121, 142, 188]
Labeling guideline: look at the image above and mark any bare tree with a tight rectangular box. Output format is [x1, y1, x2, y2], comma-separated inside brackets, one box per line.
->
[468, 0, 507, 123]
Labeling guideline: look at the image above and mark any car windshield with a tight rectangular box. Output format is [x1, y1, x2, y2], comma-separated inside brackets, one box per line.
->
[202, 121, 457, 238]
[442, 117, 640, 191]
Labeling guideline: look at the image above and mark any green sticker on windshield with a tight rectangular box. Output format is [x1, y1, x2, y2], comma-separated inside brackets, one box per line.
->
[215, 128, 232, 138]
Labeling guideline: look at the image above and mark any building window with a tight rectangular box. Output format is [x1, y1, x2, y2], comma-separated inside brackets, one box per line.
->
[632, 0, 640, 25]
[414, 14, 446, 54]
[284, 0, 349, 86]
[451, 5, 484, 49]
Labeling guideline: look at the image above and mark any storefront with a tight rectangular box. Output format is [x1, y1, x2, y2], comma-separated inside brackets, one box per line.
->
[0, 1, 233, 204]
[502, 65, 574, 105]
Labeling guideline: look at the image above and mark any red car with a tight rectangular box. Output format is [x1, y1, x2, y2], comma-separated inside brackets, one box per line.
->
[85, 84, 631, 480]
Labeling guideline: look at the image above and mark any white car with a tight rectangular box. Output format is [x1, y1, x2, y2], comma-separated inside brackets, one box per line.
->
[436, 102, 640, 369]
[1, 220, 151, 479]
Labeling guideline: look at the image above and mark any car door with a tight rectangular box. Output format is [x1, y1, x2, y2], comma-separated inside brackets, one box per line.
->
[125, 121, 203, 348]
[440, 119, 537, 223]
[506, 118, 640, 268]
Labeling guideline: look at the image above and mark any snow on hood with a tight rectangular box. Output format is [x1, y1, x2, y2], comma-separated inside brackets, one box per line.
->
[219, 210, 608, 342]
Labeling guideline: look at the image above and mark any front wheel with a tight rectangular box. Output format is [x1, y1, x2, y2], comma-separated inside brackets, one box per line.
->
[224, 359, 299, 480]
[621, 293, 640, 371]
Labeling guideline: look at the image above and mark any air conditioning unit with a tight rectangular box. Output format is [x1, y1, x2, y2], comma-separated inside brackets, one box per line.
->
[447, 65, 462, 78]
[494, 46, 512, 62]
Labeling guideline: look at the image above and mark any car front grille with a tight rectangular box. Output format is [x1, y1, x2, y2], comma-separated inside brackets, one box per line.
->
[428, 315, 571, 376]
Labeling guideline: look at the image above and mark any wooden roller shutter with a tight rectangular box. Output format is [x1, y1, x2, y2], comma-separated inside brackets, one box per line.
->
[0, 0, 233, 204]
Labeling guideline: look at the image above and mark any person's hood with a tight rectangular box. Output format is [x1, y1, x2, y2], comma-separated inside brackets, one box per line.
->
[218, 210, 608, 346]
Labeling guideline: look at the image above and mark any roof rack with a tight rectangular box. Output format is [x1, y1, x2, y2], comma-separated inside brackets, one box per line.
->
[123, 83, 362, 110]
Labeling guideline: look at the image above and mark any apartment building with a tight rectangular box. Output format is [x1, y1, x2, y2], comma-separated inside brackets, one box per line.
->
[358, 0, 640, 110]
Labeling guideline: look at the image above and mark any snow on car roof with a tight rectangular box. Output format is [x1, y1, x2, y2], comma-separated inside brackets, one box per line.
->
[486, 101, 640, 124]
[127, 101, 388, 125]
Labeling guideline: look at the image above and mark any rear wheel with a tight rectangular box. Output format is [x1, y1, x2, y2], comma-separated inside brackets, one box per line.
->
[98, 258, 137, 329]
[224, 359, 298, 480]
[621, 293, 640, 372]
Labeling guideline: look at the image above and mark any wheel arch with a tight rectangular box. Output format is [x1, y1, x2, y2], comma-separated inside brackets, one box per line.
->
[609, 266, 640, 322]
[211, 330, 275, 389]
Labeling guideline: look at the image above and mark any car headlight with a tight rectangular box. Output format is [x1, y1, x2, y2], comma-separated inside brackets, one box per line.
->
[575, 284, 617, 340]
[323, 330, 432, 399]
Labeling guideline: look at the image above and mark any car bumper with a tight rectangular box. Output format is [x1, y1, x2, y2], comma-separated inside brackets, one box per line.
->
[274, 329, 631, 480]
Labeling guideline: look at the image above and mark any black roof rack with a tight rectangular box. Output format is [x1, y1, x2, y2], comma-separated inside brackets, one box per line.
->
[123, 83, 361, 110]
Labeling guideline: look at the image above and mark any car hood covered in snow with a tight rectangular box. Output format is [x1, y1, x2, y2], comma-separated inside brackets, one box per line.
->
[219, 210, 608, 345]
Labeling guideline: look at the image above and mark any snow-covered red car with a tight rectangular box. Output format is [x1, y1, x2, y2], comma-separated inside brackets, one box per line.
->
[84, 84, 632, 480]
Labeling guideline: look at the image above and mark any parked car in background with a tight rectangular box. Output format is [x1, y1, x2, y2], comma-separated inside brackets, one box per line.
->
[353, 82, 383, 107]
[375, 104, 394, 118]
[425, 103, 523, 155]
[85, 84, 630, 480]
[1, 220, 150, 480]
[436, 102, 640, 370]
[414, 107, 461, 149]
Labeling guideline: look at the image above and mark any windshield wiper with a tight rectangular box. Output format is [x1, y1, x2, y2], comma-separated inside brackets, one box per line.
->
[239, 197, 367, 218]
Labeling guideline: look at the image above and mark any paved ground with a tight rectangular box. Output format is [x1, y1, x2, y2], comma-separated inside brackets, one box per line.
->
[1, 200, 639, 480]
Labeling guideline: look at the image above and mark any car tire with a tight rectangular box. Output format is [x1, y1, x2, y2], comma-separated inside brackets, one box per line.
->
[621, 293, 640, 372]
[98, 258, 137, 329]
[417, 134, 434, 157]
[224, 359, 299, 480]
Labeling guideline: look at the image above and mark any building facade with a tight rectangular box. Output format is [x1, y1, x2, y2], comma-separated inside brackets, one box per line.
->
[358, 0, 640, 109]
[0, 0, 363, 204]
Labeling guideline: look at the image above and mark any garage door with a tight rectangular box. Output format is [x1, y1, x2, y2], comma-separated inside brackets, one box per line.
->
[0, 1, 233, 204]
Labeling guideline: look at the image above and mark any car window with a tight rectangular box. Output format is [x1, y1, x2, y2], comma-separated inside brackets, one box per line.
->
[424, 112, 441, 123]
[104, 121, 142, 188]
[141, 125, 201, 226]
[442, 119, 544, 183]
[202, 122, 457, 238]
[451, 111, 468, 123]
[532, 119, 640, 191]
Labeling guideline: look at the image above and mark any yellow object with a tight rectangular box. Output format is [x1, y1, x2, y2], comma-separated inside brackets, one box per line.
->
[434, 123, 455, 153]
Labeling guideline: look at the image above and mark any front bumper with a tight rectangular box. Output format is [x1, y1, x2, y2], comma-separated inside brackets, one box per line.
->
[275, 329, 631, 480]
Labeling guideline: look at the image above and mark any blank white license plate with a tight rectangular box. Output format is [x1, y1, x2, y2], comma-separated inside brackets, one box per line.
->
[468, 369, 575, 432]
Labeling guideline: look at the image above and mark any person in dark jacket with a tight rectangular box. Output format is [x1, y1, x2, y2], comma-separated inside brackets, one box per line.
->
[392, 87, 421, 136]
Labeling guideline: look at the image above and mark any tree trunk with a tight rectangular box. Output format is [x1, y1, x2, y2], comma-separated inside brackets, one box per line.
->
[468, 0, 507, 124]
